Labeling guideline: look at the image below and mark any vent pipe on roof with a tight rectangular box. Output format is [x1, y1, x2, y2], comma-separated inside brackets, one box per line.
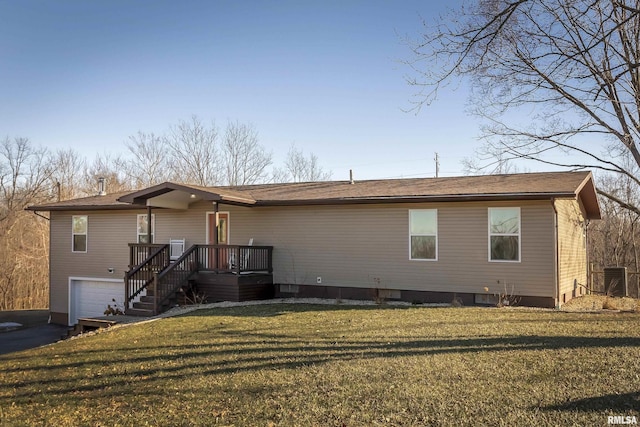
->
[349, 169, 354, 184]
[97, 177, 107, 196]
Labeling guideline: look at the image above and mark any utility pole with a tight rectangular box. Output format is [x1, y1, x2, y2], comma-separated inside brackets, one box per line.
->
[434, 152, 440, 178]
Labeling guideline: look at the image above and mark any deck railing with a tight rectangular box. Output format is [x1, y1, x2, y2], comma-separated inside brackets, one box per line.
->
[128, 243, 169, 269]
[196, 244, 273, 274]
[125, 244, 169, 308]
[126, 243, 273, 314]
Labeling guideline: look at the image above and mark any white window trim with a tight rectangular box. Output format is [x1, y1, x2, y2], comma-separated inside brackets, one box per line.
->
[409, 209, 438, 261]
[71, 215, 88, 253]
[136, 213, 156, 244]
[488, 207, 521, 263]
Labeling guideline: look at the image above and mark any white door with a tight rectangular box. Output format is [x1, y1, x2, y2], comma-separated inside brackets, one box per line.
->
[69, 278, 125, 326]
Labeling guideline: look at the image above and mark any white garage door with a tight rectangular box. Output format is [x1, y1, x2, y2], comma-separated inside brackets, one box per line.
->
[70, 278, 125, 325]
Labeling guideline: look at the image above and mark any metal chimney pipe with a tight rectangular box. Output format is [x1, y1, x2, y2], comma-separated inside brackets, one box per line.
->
[97, 177, 107, 196]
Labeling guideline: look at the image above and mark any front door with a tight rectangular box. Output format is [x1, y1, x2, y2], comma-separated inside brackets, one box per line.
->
[207, 212, 230, 269]
[208, 212, 229, 244]
[217, 212, 229, 245]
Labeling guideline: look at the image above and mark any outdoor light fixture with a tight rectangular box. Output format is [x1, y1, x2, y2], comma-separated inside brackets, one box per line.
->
[190, 194, 197, 199]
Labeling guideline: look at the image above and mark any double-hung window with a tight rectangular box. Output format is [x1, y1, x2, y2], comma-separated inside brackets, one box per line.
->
[72, 215, 88, 252]
[409, 209, 438, 260]
[137, 214, 155, 243]
[488, 207, 520, 262]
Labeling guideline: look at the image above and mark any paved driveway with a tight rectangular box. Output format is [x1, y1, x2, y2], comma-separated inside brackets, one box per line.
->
[0, 310, 68, 355]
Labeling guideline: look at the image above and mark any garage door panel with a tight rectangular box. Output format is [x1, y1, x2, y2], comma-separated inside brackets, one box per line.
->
[70, 279, 124, 325]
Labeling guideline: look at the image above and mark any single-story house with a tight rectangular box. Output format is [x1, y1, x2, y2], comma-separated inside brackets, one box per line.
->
[27, 171, 601, 326]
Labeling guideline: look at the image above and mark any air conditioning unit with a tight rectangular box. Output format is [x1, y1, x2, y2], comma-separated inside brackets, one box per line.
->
[603, 267, 628, 297]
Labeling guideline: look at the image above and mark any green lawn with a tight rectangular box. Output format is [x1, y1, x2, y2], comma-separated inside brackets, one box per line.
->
[1, 304, 639, 426]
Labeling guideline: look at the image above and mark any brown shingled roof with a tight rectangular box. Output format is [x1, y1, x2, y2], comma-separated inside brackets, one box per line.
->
[26, 190, 136, 211]
[237, 171, 591, 203]
[26, 171, 600, 218]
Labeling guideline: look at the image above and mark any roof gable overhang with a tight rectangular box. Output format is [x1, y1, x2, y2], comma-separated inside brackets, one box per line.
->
[116, 182, 256, 208]
[573, 172, 601, 220]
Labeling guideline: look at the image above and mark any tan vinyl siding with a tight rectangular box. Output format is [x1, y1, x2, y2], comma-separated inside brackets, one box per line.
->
[50, 199, 560, 319]
[50, 210, 141, 315]
[226, 200, 556, 298]
[152, 203, 212, 245]
[50, 203, 216, 317]
[555, 198, 587, 302]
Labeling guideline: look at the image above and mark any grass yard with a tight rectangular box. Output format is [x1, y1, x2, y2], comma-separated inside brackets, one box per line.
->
[1, 304, 639, 426]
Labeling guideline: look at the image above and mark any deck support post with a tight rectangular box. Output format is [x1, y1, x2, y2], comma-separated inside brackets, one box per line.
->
[213, 203, 219, 270]
[146, 205, 152, 244]
[153, 273, 158, 315]
[125, 277, 130, 310]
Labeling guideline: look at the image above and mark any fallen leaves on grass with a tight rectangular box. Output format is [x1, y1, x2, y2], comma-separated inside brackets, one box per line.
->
[562, 295, 638, 312]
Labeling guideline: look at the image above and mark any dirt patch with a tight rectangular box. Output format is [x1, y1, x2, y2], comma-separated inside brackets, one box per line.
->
[561, 295, 638, 312]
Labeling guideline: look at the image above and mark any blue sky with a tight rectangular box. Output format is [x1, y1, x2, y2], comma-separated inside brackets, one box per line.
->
[0, 0, 489, 181]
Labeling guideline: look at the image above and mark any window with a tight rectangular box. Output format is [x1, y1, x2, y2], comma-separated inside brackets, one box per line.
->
[72, 215, 87, 252]
[137, 214, 155, 243]
[409, 209, 437, 260]
[489, 207, 520, 262]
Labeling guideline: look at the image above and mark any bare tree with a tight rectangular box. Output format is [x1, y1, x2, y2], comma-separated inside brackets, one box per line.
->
[589, 165, 640, 296]
[165, 116, 220, 186]
[0, 137, 51, 221]
[122, 132, 172, 187]
[222, 121, 272, 185]
[82, 152, 131, 195]
[406, 0, 640, 212]
[283, 144, 332, 182]
[50, 148, 86, 201]
[0, 137, 51, 310]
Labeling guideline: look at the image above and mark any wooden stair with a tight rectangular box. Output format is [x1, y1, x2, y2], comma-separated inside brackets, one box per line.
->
[126, 287, 178, 317]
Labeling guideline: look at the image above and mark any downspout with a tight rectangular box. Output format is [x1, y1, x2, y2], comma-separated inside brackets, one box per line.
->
[585, 219, 591, 294]
[31, 210, 50, 221]
[551, 198, 560, 308]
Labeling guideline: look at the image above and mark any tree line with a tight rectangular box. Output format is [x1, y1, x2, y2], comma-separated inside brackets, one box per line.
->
[0, 117, 331, 310]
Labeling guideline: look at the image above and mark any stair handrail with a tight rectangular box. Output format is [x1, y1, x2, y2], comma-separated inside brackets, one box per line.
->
[126, 244, 169, 278]
[152, 244, 200, 314]
[125, 244, 170, 308]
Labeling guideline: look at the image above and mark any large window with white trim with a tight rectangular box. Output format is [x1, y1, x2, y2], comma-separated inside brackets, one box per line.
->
[137, 214, 155, 243]
[72, 215, 88, 252]
[488, 207, 520, 262]
[409, 209, 438, 260]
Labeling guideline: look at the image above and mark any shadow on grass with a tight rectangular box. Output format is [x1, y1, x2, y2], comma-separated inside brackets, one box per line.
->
[2, 333, 640, 400]
[2, 305, 639, 405]
[541, 391, 640, 412]
[179, 303, 416, 317]
[178, 304, 639, 324]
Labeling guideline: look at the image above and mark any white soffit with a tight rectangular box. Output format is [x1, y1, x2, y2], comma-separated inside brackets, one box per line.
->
[146, 190, 200, 209]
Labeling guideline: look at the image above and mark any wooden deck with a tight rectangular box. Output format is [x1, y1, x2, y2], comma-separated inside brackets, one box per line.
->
[193, 272, 274, 303]
[125, 244, 274, 316]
